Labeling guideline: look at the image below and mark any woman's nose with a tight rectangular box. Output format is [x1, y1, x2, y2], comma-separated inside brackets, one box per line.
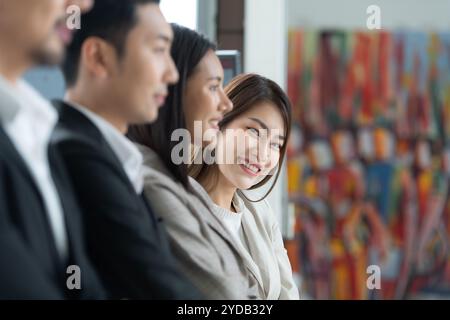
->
[255, 140, 270, 164]
[219, 91, 233, 113]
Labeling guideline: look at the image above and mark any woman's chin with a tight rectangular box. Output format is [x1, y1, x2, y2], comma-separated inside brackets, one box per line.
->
[233, 178, 257, 191]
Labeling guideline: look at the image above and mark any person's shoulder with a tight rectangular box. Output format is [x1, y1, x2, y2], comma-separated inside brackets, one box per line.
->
[140, 155, 176, 187]
[188, 177, 207, 196]
[238, 192, 273, 213]
[51, 125, 103, 164]
[51, 101, 104, 148]
[137, 144, 171, 180]
[51, 121, 89, 146]
[239, 193, 279, 227]
[187, 177, 215, 206]
[139, 150, 190, 203]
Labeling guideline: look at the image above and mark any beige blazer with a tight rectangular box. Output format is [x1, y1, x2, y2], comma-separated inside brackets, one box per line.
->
[237, 194, 300, 300]
[192, 182, 300, 300]
[136, 143, 258, 300]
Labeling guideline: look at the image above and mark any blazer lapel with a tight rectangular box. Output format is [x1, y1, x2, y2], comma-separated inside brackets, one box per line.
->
[240, 200, 281, 300]
[196, 188, 266, 293]
[0, 126, 44, 206]
[47, 143, 78, 270]
[0, 125, 64, 272]
[54, 100, 136, 194]
[239, 214, 268, 294]
[189, 184, 245, 255]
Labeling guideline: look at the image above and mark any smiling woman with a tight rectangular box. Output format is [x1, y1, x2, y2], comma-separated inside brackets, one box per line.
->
[189, 73, 300, 300]
[191, 73, 292, 201]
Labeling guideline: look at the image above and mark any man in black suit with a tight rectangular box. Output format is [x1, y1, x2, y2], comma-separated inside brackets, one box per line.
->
[51, 0, 202, 299]
[0, 0, 105, 299]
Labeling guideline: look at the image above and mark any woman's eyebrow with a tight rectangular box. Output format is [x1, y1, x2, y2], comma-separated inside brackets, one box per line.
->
[207, 76, 222, 82]
[249, 117, 286, 141]
[248, 117, 268, 130]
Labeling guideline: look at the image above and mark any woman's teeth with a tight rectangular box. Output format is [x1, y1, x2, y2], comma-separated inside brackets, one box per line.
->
[243, 162, 260, 174]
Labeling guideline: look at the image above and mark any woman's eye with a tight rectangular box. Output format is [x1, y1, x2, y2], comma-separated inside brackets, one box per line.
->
[154, 47, 167, 54]
[247, 127, 260, 136]
[271, 142, 282, 150]
[209, 85, 220, 92]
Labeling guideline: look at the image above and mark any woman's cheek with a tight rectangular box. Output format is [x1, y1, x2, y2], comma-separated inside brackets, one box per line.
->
[267, 152, 280, 173]
[221, 134, 237, 164]
[244, 135, 259, 155]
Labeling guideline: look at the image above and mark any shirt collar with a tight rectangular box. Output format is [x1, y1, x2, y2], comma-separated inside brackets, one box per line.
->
[70, 102, 144, 193]
[0, 74, 57, 132]
[0, 74, 23, 123]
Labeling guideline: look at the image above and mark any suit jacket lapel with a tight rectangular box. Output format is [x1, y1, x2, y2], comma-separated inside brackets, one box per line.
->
[54, 100, 157, 249]
[54, 100, 135, 194]
[0, 126, 44, 206]
[188, 184, 246, 258]
[239, 215, 266, 293]
[0, 125, 64, 272]
[196, 189, 266, 292]
[47, 143, 78, 269]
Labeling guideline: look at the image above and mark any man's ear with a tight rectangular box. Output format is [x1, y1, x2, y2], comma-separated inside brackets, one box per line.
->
[80, 37, 118, 80]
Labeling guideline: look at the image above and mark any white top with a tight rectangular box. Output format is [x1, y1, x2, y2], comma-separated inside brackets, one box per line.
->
[0, 75, 68, 260]
[195, 184, 300, 300]
[211, 200, 244, 244]
[70, 103, 144, 194]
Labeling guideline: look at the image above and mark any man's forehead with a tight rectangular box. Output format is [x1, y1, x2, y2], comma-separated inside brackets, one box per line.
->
[136, 4, 173, 40]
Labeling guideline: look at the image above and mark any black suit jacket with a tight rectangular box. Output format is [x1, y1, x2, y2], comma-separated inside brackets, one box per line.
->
[51, 101, 201, 299]
[0, 125, 105, 299]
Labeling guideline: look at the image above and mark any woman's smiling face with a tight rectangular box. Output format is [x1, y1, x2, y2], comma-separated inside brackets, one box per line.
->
[215, 101, 286, 190]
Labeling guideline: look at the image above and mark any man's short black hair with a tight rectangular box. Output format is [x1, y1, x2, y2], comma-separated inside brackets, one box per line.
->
[62, 0, 161, 87]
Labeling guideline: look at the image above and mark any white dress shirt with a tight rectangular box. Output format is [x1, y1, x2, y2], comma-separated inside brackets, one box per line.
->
[0, 75, 68, 260]
[70, 103, 144, 194]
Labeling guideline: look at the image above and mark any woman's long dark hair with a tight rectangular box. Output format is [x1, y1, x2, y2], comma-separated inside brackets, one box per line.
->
[127, 24, 216, 187]
[190, 73, 292, 202]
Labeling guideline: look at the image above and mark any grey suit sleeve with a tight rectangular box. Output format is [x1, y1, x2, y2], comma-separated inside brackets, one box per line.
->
[144, 182, 250, 300]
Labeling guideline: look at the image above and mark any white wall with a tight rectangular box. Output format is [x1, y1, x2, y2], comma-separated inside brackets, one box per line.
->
[197, 0, 218, 41]
[160, 0, 198, 30]
[244, 0, 290, 231]
[244, 0, 288, 88]
[288, 0, 450, 30]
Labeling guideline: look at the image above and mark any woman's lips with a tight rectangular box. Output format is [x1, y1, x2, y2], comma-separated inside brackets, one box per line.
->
[209, 120, 220, 130]
[238, 158, 262, 177]
[56, 24, 74, 45]
[154, 94, 167, 107]
[239, 164, 259, 177]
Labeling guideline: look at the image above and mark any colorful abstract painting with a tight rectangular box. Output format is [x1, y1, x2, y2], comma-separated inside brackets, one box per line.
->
[286, 30, 450, 299]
